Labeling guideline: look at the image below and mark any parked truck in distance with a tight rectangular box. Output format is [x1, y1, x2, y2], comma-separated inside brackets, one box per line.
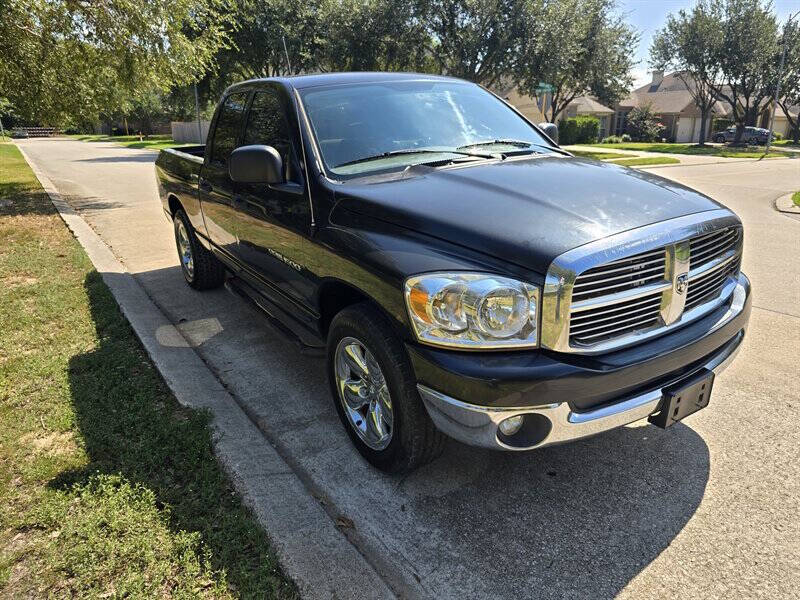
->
[155, 72, 751, 473]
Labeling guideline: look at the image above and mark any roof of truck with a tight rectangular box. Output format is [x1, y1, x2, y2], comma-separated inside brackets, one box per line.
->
[227, 71, 465, 92]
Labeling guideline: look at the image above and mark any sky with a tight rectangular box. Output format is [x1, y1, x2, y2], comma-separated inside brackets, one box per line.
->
[617, 0, 800, 88]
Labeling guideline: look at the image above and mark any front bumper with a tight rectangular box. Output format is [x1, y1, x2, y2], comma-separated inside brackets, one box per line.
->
[414, 273, 750, 450]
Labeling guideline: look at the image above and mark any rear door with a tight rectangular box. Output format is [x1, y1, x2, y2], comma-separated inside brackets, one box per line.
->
[232, 84, 316, 313]
[199, 91, 249, 259]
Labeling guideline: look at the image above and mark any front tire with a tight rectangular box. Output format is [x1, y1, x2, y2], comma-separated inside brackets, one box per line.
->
[327, 303, 445, 473]
[713, 135, 725, 143]
[173, 209, 226, 290]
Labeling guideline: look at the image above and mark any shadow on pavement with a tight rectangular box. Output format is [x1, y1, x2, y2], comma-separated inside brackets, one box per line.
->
[77, 155, 157, 164]
[60, 193, 126, 213]
[107, 262, 711, 599]
[400, 423, 709, 598]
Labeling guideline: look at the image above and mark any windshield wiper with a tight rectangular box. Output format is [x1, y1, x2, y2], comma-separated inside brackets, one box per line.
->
[334, 148, 495, 168]
[458, 139, 571, 157]
[458, 139, 535, 149]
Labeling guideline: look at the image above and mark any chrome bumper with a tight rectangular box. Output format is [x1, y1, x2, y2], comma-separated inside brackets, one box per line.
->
[418, 274, 749, 451]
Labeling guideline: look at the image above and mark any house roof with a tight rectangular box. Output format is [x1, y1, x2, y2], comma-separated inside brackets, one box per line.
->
[570, 96, 614, 114]
[618, 72, 698, 114]
[618, 71, 737, 116]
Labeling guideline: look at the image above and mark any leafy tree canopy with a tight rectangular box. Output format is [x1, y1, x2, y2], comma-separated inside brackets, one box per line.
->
[0, 0, 233, 126]
[708, 0, 779, 141]
[514, 0, 637, 122]
[650, 1, 724, 144]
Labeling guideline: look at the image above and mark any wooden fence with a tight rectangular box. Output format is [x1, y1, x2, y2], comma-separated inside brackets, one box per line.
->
[171, 121, 211, 144]
[15, 127, 60, 137]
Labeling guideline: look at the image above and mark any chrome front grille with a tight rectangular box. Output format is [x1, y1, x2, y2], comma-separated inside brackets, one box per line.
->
[571, 248, 667, 303]
[570, 290, 663, 345]
[542, 211, 744, 354]
[686, 255, 741, 311]
[689, 228, 741, 270]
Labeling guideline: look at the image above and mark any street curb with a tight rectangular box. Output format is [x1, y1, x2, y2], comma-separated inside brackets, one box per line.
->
[775, 193, 800, 214]
[17, 144, 397, 600]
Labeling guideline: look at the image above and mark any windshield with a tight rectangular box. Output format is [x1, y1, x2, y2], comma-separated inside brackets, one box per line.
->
[299, 80, 555, 179]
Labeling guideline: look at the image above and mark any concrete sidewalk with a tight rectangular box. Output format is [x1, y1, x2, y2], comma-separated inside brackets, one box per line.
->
[17, 137, 800, 599]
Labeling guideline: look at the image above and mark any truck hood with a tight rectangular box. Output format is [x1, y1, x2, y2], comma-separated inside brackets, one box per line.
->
[333, 156, 724, 274]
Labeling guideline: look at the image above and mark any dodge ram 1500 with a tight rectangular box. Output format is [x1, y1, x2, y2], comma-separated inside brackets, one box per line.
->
[155, 72, 751, 472]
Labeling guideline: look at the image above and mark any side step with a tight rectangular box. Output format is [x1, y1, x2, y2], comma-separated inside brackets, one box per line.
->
[224, 276, 325, 357]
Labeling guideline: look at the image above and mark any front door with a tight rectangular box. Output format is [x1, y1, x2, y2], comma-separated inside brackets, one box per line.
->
[199, 91, 249, 260]
[232, 85, 315, 313]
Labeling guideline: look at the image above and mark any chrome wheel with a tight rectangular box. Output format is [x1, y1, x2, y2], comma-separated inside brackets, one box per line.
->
[176, 219, 194, 279]
[334, 337, 394, 450]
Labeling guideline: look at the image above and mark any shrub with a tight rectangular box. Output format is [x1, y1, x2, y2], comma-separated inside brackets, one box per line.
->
[713, 118, 734, 132]
[625, 104, 665, 142]
[621, 133, 632, 142]
[558, 115, 601, 145]
[601, 135, 621, 143]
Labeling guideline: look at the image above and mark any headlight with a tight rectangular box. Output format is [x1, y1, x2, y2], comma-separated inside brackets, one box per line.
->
[404, 273, 540, 349]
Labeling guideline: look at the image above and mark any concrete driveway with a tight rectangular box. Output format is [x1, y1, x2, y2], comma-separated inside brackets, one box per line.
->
[18, 138, 800, 599]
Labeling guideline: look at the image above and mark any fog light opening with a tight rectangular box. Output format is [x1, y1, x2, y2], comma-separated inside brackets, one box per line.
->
[498, 415, 524, 437]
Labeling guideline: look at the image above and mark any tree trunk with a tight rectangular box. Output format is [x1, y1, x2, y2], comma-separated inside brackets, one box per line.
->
[698, 108, 709, 146]
[734, 121, 745, 145]
[793, 124, 799, 145]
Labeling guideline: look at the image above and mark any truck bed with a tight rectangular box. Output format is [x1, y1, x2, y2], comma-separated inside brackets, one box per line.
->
[168, 145, 205, 161]
[155, 145, 206, 229]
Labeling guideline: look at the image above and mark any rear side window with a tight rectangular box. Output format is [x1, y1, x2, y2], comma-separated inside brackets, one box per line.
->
[211, 92, 247, 164]
[243, 89, 297, 181]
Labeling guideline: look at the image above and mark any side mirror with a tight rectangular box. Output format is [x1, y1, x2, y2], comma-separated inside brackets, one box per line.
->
[538, 122, 559, 144]
[229, 145, 283, 184]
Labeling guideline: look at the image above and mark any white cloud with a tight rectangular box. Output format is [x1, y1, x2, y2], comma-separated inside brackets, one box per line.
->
[631, 66, 651, 89]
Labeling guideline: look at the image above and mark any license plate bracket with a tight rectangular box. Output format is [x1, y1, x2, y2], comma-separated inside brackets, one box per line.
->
[649, 368, 715, 429]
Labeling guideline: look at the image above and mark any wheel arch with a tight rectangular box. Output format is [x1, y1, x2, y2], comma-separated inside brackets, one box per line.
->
[316, 278, 406, 340]
[167, 193, 183, 217]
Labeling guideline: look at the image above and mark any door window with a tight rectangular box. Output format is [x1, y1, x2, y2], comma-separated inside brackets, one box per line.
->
[243, 89, 299, 182]
[211, 92, 248, 165]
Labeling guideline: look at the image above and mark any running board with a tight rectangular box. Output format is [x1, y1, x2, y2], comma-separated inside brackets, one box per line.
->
[224, 276, 325, 357]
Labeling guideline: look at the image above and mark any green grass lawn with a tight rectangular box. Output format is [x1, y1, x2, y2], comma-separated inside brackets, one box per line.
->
[67, 133, 185, 151]
[608, 156, 681, 167]
[568, 150, 632, 160]
[0, 143, 296, 598]
[583, 141, 798, 159]
[793, 191, 800, 207]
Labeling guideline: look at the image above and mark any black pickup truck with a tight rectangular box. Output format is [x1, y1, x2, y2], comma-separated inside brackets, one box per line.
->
[155, 72, 751, 472]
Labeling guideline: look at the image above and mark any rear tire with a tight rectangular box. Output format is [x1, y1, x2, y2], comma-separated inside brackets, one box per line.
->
[713, 135, 725, 143]
[326, 303, 445, 473]
[173, 209, 226, 290]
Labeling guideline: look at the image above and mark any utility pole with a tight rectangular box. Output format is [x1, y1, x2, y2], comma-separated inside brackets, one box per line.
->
[282, 36, 293, 74]
[767, 11, 798, 153]
[194, 82, 202, 144]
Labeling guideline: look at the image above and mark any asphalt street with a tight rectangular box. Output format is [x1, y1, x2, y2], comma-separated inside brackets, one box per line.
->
[17, 138, 800, 599]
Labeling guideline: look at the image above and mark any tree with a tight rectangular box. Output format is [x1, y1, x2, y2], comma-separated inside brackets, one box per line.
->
[214, 0, 432, 90]
[425, 0, 524, 87]
[706, 0, 779, 144]
[650, 2, 723, 145]
[315, 0, 433, 72]
[0, 0, 233, 126]
[626, 103, 665, 141]
[775, 19, 800, 144]
[514, 0, 637, 122]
